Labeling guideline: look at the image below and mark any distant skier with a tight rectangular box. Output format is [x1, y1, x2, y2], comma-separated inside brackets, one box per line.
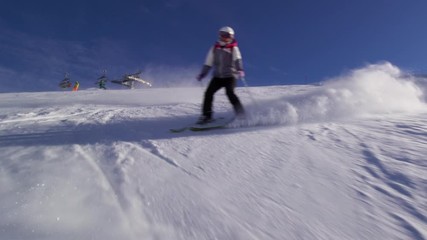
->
[98, 80, 106, 89]
[97, 77, 107, 90]
[196, 26, 245, 124]
[72, 81, 80, 91]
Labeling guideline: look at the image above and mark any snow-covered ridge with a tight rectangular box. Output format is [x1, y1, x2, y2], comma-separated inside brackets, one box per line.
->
[1, 62, 426, 240]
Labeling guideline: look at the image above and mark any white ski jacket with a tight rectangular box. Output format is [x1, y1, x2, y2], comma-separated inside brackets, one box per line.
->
[199, 40, 244, 79]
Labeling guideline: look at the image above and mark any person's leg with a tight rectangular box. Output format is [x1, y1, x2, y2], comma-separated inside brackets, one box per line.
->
[224, 77, 245, 116]
[202, 78, 222, 119]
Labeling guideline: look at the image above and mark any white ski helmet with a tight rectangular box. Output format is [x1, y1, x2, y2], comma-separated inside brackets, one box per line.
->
[219, 26, 235, 39]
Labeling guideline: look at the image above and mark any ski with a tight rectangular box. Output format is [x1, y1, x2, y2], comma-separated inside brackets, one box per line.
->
[169, 126, 190, 133]
[170, 117, 235, 133]
[189, 117, 235, 131]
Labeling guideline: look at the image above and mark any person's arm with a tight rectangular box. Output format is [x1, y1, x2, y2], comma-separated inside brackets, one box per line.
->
[233, 47, 243, 71]
[197, 47, 214, 80]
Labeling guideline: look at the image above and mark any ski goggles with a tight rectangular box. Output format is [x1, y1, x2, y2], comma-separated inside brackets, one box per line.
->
[219, 31, 232, 38]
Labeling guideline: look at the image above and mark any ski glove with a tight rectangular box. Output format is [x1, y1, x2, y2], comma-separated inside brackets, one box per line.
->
[238, 71, 245, 79]
[196, 73, 205, 81]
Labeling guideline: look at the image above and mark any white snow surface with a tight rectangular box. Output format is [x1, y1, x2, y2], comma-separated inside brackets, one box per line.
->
[1, 62, 426, 240]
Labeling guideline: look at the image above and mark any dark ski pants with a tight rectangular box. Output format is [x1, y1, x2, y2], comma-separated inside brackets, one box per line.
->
[202, 77, 244, 118]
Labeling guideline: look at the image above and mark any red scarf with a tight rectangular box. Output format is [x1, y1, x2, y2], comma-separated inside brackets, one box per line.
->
[214, 39, 238, 49]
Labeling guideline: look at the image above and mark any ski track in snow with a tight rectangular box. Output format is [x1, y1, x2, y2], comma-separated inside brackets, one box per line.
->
[339, 118, 427, 240]
[1, 63, 427, 240]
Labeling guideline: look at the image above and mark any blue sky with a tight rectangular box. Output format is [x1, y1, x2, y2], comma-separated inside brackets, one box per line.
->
[1, 0, 427, 92]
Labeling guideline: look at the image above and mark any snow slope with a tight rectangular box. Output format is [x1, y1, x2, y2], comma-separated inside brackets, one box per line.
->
[0, 62, 426, 240]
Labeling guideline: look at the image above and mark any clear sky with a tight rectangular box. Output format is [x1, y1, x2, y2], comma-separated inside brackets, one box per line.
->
[1, 0, 427, 92]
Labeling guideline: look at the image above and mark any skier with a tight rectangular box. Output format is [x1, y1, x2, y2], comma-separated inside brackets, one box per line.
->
[99, 80, 106, 89]
[196, 26, 245, 124]
[97, 77, 107, 90]
[96, 71, 108, 90]
[72, 81, 80, 91]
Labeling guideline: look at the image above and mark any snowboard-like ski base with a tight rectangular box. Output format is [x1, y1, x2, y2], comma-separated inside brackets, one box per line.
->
[170, 117, 235, 133]
[190, 117, 235, 131]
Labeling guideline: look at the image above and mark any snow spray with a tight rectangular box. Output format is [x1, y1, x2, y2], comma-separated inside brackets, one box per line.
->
[243, 62, 426, 127]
